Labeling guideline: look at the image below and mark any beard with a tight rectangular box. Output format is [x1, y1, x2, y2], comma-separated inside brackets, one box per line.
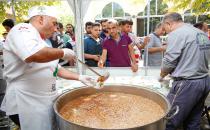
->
[102, 29, 108, 33]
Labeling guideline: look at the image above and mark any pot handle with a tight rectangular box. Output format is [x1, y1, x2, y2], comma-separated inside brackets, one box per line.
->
[164, 105, 179, 120]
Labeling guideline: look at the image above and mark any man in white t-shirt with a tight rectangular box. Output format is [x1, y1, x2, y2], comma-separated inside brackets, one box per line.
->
[1, 6, 95, 130]
[144, 23, 166, 66]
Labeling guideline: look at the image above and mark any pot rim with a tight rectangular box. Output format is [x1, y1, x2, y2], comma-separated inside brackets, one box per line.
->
[53, 84, 171, 130]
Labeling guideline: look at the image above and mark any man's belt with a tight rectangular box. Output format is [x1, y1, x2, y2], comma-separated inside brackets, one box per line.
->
[173, 76, 208, 81]
[173, 77, 186, 81]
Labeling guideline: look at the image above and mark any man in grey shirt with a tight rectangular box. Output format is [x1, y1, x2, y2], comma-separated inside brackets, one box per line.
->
[160, 12, 210, 130]
[144, 23, 166, 66]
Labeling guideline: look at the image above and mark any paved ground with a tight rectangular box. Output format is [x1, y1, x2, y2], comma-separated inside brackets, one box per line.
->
[201, 93, 210, 130]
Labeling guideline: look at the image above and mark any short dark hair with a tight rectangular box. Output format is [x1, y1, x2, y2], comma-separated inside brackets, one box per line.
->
[128, 19, 133, 25]
[66, 23, 74, 32]
[193, 22, 204, 30]
[85, 21, 93, 28]
[162, 12, 183, 23]
[66, 23, 74, 27]
[2, 19, 15, 28]
[119, 19, 133, 26]
[100, 19, 108, 24]
[92, 22, 100, 28]
[58, 22, 63, 29]
[155, 23, 163, 30]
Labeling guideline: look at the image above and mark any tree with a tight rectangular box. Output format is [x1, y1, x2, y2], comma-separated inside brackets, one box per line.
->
[0, 0, 60, 24]
[0, 1, 7, 23]
[163, 0, 210, 15]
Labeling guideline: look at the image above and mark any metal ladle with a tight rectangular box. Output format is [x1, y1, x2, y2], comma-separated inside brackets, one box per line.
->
[77, 59, 110, 82]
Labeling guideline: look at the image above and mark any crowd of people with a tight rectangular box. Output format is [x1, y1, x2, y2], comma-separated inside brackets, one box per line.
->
[1, 11, 209, 71]
[83, 19, 150, 72]
[0, 5, 210, 130]
[82, 18, 210, 69]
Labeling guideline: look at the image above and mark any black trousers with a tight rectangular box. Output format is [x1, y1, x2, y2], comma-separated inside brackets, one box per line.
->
[0, 79, 6, 118]
[166, 76, 210, 130]
[9, 114, 20, 127]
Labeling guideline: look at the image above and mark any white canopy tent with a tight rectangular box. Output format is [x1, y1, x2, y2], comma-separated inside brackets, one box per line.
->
[66, 0, 91, 74]
[83, 0, 147, 22]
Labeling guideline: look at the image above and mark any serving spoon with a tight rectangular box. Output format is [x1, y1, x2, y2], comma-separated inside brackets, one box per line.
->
[77, 59, 110, 84]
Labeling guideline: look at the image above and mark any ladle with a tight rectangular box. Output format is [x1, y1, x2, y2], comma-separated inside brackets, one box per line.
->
[77, 59, 110, 83]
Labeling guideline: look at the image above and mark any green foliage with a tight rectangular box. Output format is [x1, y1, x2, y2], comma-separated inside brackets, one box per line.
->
[0, 0, 60, 24]
[183, 14, 210, 24]
[184, 15, 197, 24]
[59, 15, 74, 27]
[198, 15, 210, 23]
[0, 1, 6, 23]
[191, 0, 210, 14]
[163, 0, 210, 14]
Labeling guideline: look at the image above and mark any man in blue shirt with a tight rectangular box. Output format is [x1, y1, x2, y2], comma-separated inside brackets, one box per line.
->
[99, 19, 109, 40]
[84, 22, 102, 67]
[84, 21, 93, 38]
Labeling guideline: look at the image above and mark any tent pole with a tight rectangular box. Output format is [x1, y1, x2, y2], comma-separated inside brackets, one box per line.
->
[145, 0, 150, 76]
[75, 0, 85, 75]
[11, 0, 16, 22]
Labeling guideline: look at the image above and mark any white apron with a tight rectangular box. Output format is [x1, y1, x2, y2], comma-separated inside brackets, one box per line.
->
[1, 23, 60, 130]
[2, 60, 59, 130]
[16, 79, 58, 130]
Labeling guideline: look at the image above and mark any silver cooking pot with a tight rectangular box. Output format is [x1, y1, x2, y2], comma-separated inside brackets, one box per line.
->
[53, 84, 178, 130]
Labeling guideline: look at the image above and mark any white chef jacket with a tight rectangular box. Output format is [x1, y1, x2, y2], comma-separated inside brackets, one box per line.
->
[1, 23, 59, 130]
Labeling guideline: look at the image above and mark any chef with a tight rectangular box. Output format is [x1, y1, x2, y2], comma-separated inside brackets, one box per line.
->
[159, 12, 210, 130]
[1, 6, 95, 130]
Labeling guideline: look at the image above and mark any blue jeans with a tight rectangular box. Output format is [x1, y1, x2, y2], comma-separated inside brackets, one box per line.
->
[166, 76, 210, 130]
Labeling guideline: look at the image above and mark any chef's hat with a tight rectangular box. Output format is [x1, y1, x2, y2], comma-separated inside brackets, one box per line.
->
[28, 6, 58, 19]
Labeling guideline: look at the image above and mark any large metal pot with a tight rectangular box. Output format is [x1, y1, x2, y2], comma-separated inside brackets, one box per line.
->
[54, 84, 172, 130]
